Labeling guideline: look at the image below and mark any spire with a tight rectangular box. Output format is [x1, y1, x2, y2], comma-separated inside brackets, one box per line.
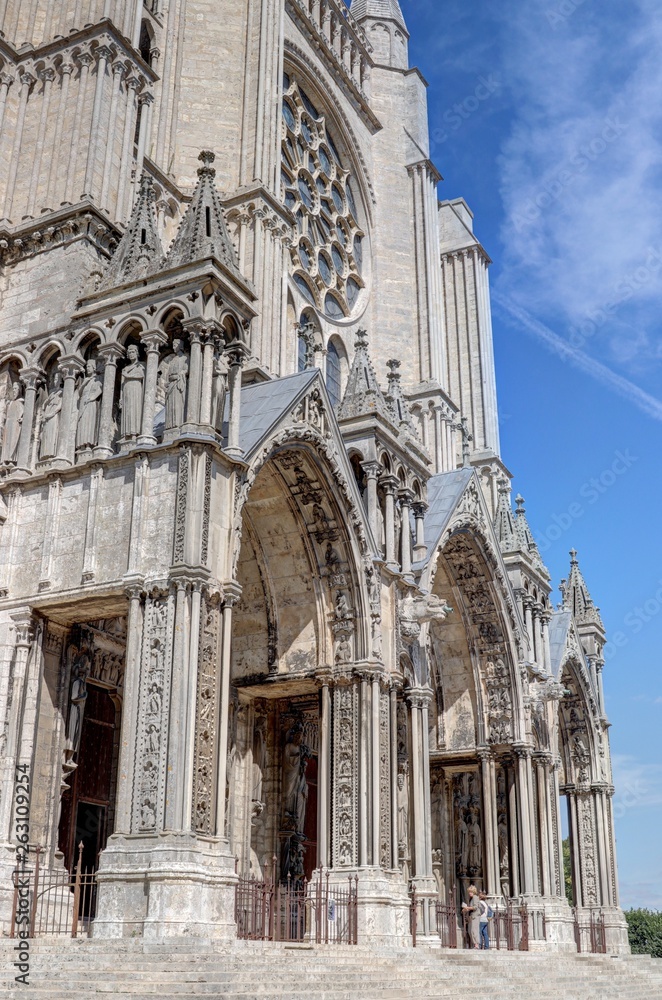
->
[350, 0, 407, 31]
[164, 150, 240, 274]
[494, 478, 517, 552]
[565, 549, 604, 628]
[100, 173, 163, 289]
[514, 494, 545, 572]
[337, 330, 393, 423]
[385, 359, 418, 438]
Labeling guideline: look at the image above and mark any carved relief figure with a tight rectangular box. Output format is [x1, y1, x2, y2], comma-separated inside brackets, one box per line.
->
[39, 372, 63, 460]
[163, 338, 189, 429]
[119, 344, 145, 438]
[1, 382, 23, 464]
[282, 722, 310, 834]
[468, 810, 482, 872]
[76, 359, 102, 449]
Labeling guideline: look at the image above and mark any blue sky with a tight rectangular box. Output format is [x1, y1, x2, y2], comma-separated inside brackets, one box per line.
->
[400, 0, 662, 908]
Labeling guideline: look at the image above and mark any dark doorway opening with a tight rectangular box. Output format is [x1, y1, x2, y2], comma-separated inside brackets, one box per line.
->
[58, 684, 119, 873]
[302, 755, 318, 881]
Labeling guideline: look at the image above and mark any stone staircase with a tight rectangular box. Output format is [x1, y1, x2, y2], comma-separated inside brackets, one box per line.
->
[2, 938, 662, 1000]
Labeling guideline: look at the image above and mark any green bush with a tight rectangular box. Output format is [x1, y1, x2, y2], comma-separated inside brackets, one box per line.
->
[562, 838, 573, 905]
[625, 909, 662, 957]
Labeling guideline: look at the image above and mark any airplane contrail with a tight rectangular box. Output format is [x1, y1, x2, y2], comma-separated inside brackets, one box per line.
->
[492, 288, 662, 423]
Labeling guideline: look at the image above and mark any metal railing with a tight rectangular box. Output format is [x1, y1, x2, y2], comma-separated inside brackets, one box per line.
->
[490, 903, 530, 951]
[574, 909, 606, 954]
[10, 842, 97, 939]
[410, 887, 458, 948]
[235, 862, 358, 945]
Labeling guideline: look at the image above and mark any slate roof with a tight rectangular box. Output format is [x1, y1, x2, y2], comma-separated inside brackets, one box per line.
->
[548, 610, 573, 679]
[413, 467, 473, 566]
[229, 370, 318, 457]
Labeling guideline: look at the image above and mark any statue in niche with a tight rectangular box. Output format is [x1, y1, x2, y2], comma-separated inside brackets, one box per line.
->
[282, 721, 310, 834]
[140, 799, 156, 829]
[397, 770, 409, 851]
[498, 813, 509, 870]
[335, 591, 352, 620]
[1, 382, 23, 465]
[66, 645, 91, 755]
[119, 344, 145, 438]
[457, 810, 469, 873]
[334, 633, 352, 665]
[211, 351, 228, 432]
[76, 359, 102, 449]
[162, 338, 189, 429]
[468, 810, 482, 872]
[39, 373, 63, 460]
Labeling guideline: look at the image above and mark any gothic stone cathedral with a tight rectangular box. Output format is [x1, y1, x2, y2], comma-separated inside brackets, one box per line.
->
[0, 0, 628, 951]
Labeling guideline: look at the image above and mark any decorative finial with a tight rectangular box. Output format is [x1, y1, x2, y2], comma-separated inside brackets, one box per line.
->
[515, 494, 525, 512]
[570, 548, 578, 564]
[355, 328, 369, 349]
[498, 477, 510, 494]
[386, 358, 401, 382]
[197, 149, 216, 177]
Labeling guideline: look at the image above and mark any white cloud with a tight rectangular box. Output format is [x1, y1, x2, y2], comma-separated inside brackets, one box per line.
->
[494, 0, 662, 388]
[611, 754, 662, 815]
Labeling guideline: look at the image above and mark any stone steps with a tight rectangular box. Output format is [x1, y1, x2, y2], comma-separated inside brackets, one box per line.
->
[2, 939, 661, 1000]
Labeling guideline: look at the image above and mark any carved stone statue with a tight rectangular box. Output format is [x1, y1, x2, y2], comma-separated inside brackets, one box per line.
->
[66, 646, 91, 755]
[1, 382, 23, 465]
[120, 344, 145, 438]
[39, 373, 63, 460]
[457, 812, 469, 873]
[335, 591, 352, 620]
[468, 810, 482, 872]
[282, 722, 310, 834]
[211, 352, 228, 432]
[76, 359, 102, 449]
[163, 338, 189, 429]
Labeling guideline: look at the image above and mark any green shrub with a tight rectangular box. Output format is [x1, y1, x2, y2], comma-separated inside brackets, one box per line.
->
[625, 909, 662, 957]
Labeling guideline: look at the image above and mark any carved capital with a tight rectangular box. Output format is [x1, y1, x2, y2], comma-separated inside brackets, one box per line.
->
[97, 342, 125, 365]
[58, 355, 85, 380]
[40, 67, 56, 84]
[76, 52, 94, 70]
[10, 610, 35, 647]
[19, 366, 43, 391]
[360, 460, 381, 480]
[140, 329, 168, 353]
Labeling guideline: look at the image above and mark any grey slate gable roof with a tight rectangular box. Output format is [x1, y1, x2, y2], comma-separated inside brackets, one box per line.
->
[413, 467, 474, 566]
[548, 610, 573, 679]
[229, 370, 318, 458]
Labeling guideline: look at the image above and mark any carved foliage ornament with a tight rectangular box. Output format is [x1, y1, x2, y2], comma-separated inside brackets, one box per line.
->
[192, 596, 221, 835]
[134, 594, 172, 833]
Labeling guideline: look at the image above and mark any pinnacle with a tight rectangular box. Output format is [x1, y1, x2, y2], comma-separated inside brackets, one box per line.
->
[337, 329, 393, 424]
[565, 549, 604, 629]
[99, 172, 164, 290]
[494, 477, 517, 552]
[164, 150, 241, 275]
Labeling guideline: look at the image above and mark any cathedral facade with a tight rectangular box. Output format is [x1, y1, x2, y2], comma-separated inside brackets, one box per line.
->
[0, 0, 628, 951]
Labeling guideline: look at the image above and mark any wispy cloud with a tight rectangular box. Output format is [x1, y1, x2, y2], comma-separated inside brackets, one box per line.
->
[612, 754, 662, 813]
[494, 0, 662, 390]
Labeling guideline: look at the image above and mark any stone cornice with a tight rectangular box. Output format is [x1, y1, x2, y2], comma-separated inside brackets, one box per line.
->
[0, 18, 158, 86]
[0, 201, 120, 268]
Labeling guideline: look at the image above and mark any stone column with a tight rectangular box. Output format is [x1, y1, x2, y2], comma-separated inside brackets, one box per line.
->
[15, 368, 42, 473]
[479, 749, 500, 897]
[533, 604, 544, 669]
[0, 611, 35, 843]
[0, 71, 14, 140]
[381, 475, 398, 571]
[514, 746, 535, 895]
[596, 659, 606, 719]
[184, 322, 204, 425]
[407, 689, 433, 880]
[371, 671, 381, 866]
[389, 684, 399, 870]
[412, 502, 427, 562]
[361, 461, 380, 544]
[82, 44, 111, 199]
[506, 759, 520, 897]
[358, 671, 369, 867]
[215, 586, 241, 838]
[433, 405, 444, 473]
[225, 344, 247, 459]
[26, 65, 55, 218]
[523, 598, 534, 661]
[317, 670, 331, 869]
[535, 754, 552, 897]
[114, 583, 145, 833]
[138, 330, 167, 446]
[567, 790, 582, 907]
[398, 489, 414, 579]
[95, 343, 124, 458]
[593, 784, 611, 906]
[55, 356, 84, 466]
[199, 329, 217, 428]
[2, 69, 34, 221]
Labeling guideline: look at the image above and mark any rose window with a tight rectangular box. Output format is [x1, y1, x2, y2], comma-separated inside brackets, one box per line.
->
[281, 74, 365, 320]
